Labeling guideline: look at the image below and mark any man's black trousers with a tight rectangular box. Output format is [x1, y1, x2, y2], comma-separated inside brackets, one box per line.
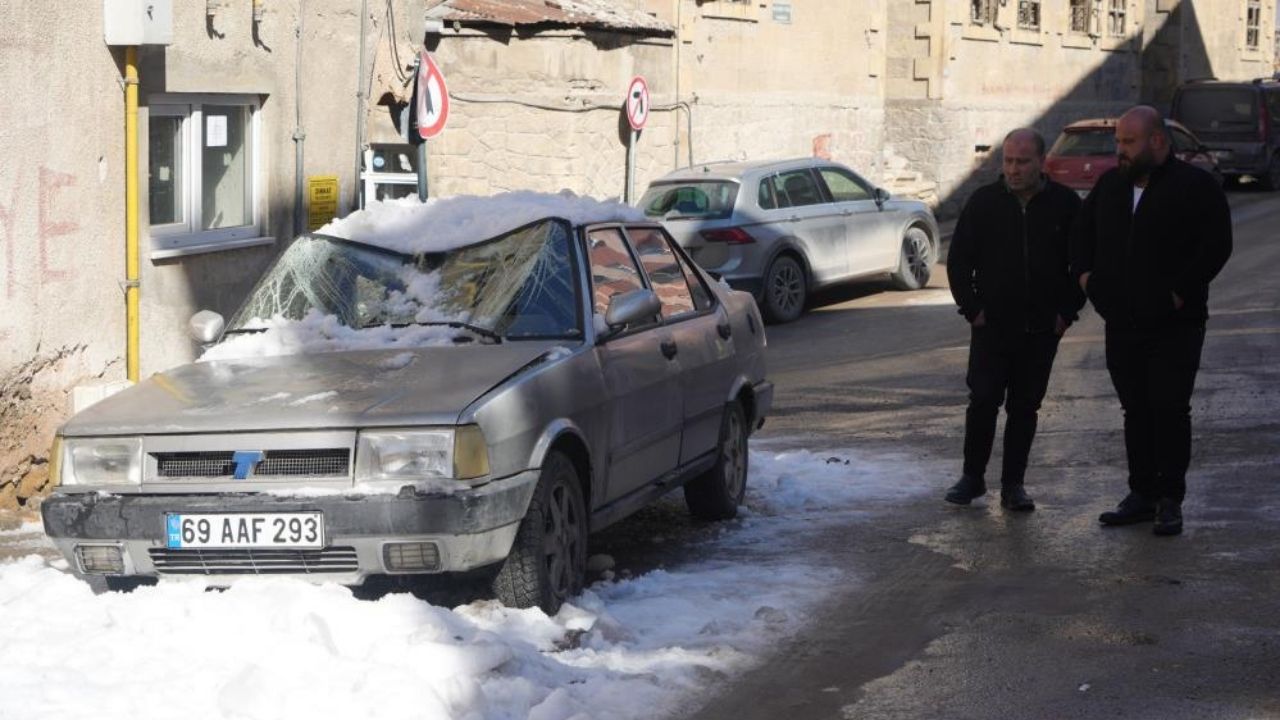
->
[963, 327, 1061, 486]
[1104, 323, 1206, 504]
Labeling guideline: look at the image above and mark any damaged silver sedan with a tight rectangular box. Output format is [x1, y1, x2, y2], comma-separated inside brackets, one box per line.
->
[41, 207, 772, 612]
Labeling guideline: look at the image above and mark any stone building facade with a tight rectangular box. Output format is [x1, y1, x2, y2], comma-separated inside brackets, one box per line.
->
[0, 0, 1272, 509]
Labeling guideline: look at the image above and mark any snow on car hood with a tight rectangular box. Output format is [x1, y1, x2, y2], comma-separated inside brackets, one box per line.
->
[61, 343, 565, 436]
[318, 190, 646, 255]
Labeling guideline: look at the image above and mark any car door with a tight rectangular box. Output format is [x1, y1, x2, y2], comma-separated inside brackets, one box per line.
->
[624, 225, 735, 465]
[586, 226, 684, 504]
[816, 166, 901, 276]
[768, 169, 848, 283]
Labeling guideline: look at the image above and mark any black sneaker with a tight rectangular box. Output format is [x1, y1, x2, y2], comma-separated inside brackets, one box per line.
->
[1099, 493, 1156, 526]
[945, 474, 987, 505]
[1000, 486, 1036, 512]
[1153, 499, 1183, 536]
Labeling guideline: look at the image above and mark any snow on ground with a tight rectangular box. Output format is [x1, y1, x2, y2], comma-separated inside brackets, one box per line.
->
[0, 446, 935, 720]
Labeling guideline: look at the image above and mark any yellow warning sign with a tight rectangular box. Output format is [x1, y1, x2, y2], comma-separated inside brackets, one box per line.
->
[307, 175, 340, 231]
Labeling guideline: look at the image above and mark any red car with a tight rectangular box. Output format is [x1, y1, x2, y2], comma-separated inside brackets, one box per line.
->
[1045, 118, 1223, 197]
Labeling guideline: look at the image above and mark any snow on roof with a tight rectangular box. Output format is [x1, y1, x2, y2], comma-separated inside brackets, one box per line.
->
[425, 0, 673, 35]
[318, 190, 647, 255]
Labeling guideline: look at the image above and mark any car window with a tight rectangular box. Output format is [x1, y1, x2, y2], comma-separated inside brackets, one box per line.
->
[818, 168, 873, 202]
[1267, 91, 1280, 126]
[1175, 87, 1258, 131]
[587, 228, 647, 319]
[1048, 129, 1115, 157]
[639, 181, 739, 220]
[772, 169, 824, 208]
[757, 178, 777, 209]
[672, 246, 714, 312]
[626, 227, 698, 319]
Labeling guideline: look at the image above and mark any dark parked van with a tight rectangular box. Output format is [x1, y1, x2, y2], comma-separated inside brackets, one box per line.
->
[1171, 79, 1280, 189]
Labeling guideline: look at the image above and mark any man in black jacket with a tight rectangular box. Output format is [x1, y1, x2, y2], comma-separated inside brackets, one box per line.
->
[1072, 106, 1232, 536]
[945, 128, 1085, 511]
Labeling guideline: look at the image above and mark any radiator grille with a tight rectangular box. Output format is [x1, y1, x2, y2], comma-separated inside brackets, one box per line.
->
[148, 547, 358, 575]
[154, 449, 350, 479]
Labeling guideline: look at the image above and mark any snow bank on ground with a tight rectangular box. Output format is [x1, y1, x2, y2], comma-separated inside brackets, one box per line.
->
[0, 446, 933, 720]
[319, 191, 645, 255]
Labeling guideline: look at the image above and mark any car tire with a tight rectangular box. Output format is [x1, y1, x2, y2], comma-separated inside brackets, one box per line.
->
[684, 401, 749, 521]
[761, 255, 807, 324]
[890, 226, 934, 291]
[491, 450, 586, 614]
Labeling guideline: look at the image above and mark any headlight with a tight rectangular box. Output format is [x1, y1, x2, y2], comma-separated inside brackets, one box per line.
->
[355, 426, 490, 481]
[62, 437, 143, 486]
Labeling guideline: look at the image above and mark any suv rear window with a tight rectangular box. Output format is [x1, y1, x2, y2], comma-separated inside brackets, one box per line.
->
[640, 182, 738, 220]
[1049, 129, 1115, 157]
[1174, 87, 1259, 131]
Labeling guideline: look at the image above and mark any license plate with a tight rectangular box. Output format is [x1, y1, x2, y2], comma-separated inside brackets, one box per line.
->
[165, 513, 324, 549]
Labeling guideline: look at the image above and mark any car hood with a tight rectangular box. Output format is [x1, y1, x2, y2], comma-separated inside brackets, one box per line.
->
[62, 342, 566, 436]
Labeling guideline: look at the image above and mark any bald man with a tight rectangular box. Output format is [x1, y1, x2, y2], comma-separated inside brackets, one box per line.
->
[946, 128, 1085, 511]
[1072, 106, 1233, 536]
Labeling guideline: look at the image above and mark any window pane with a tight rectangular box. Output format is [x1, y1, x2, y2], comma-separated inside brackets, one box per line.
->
[588, 228, 645, 317]
[757, 179, 776, 209]
[202, 105, 251, 230]
[819, 168, 872, 202]
[628, 227, 697, 319]
[776, 170, 824, 207]
[671, 244, 713, 312]
[148, 115, 183, 226]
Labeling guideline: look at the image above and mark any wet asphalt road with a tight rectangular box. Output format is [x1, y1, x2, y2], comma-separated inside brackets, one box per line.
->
[679, 188, 1280, 719]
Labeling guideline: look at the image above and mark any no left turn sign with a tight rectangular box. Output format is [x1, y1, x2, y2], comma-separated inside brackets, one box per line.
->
[626, 76, 649, 131]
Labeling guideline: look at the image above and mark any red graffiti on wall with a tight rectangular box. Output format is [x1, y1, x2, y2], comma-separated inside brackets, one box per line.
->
[0, 168, 17, 300]
[38, 167, 75, 283]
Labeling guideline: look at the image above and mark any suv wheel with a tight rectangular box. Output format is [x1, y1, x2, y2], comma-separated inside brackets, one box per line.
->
[684, 401, 749, 521]
[762, 255, 806, 323]
[891, 226, 934, 290]
[492, 450, 586, 614]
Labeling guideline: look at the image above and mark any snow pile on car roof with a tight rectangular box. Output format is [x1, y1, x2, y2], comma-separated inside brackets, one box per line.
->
[320, 190, 646, 254]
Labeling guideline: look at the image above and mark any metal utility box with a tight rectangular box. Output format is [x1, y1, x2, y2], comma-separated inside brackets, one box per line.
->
[104, 0, 173, 46]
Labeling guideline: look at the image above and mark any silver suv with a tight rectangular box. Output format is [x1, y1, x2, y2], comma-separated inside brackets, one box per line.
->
[639, 159, 940, 323]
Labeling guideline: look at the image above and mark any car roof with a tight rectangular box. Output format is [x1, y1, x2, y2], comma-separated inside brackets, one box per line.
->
[1061, 118, 1194, 133]
[648, 157, 844, 183]
[1177, 79, 1280, 90]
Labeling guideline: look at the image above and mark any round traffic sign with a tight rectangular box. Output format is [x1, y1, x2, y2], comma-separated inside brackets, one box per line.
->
[416, 51, 449, 139]
[626, 76, 649, 131]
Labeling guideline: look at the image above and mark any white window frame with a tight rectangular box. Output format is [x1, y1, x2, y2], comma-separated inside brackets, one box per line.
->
[147, 93, 269, 259]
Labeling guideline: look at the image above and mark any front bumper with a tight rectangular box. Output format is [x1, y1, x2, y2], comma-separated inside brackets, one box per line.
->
[41, 469, 540, 586]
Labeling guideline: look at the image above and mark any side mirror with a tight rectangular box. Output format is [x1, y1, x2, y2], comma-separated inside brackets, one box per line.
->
[602, 289, 661, 336]
[874, 187, 891, 204]
[189, 310, 226, 344]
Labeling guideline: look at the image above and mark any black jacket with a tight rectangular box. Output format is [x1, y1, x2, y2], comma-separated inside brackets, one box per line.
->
[947, 176, 1085, 333]
[1071, 156, 1232, 328]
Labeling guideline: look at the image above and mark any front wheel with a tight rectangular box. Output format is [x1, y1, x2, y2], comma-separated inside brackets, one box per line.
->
[761, 255, 807, 324]
[890, 226, 934, 290]
[684, 401, 749, 521]
[491, 451, 587, 614]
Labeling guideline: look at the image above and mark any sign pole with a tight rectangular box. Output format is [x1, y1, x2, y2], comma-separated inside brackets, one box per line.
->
[626, 129, 637, 204]
[418, 141, 429, 201]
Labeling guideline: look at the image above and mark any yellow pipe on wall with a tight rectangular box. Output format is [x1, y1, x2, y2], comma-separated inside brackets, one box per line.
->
[125, 47, 140, 383]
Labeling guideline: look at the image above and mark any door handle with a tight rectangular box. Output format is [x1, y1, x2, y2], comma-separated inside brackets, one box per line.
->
[716, 321, 732, 339]
[660, 340, 678, 360]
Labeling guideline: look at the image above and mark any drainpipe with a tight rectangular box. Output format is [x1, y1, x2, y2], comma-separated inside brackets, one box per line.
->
[293, 3, 306, 235]
[124, 46, 140, 383]
[354, 0, 369, 208]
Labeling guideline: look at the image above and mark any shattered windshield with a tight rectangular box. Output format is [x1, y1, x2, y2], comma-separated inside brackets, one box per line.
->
[226, 219, 583, 340]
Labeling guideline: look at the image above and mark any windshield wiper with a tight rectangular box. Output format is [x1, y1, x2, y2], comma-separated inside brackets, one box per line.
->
[389, 320, 504, 344]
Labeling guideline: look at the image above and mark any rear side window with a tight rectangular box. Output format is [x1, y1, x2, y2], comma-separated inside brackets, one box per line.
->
[818, 168, 873, 202]
[639, 182, 739, 220]
[1175, 87, 1258, 130]
[587, 228, 646, 318]
[757, 179, 777, 209]
[1169, 127, 1197, 153]
[627, 227, 698, 319]
[1049, 130, 1115, 157]
[771, 170, 825, 208]
[1267, 91, 1280, 125]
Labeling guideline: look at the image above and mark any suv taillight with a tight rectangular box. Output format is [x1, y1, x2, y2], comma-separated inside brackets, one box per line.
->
[1261, 104, 1270, 141]
[701, 227, 755, 244]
